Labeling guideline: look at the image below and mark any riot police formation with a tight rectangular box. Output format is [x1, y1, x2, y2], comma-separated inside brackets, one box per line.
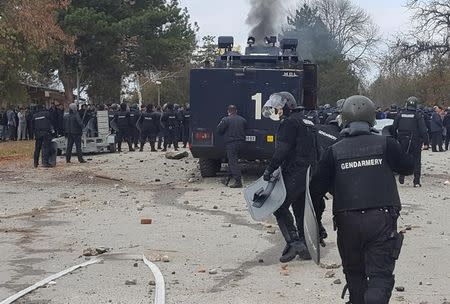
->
[63, 103, 86, 163]
[392, 97, 428, 187]
[160, 103, 181, 151]
[114, 103, 135, 152]
[310, 96, 414, 304]
[217, 105, 247, 188]
[137, 104, 160, 152]
[32, 105, 55, 168]
[261, 92, 317, 262]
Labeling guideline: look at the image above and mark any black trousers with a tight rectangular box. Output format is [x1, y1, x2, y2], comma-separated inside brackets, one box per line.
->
[398, 138, 422, 184]
[34, 133, 52, 166]
[274, 168, 308, 243]
[131, 127, 139, 147]
[66, 134, 83, 162]
[335, 208, 402, 304]
[182, 125, 190, 147]
[164, 128, 179, 149]
[445, 129, 450, 150]
[9, 125, 17, 140]
[225, 141, 244, 180]
[140, 132, 157, 150]
[117, 129, 133, 151]
[431, 131, 443, 151]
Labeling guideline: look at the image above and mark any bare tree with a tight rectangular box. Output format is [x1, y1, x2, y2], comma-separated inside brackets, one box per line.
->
[395, 0, 450, 61]
[314, 0, 380, 70]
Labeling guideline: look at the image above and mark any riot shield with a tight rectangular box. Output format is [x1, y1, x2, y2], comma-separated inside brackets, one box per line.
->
[243, 168, 286, 221]
[110, 118, 119, 132]
[304, 166, 320, 265]
[47, 139, 58, 167]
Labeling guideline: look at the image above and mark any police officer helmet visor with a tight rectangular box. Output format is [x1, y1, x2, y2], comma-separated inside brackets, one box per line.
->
[262, 94, 285, 121]
[263, 94, 283, 114]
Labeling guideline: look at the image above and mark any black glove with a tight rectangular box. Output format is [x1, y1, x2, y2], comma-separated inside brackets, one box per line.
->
[263, 168, 273, 181]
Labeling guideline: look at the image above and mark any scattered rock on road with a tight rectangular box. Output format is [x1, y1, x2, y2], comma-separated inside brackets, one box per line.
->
[395, 286, 405, 292]
[82, 247, 110, 256]
[165, 151, 189, 160]
[208, 268, 218, 275]
[325, 271, 335, 278]
[125, 279, 137, 285]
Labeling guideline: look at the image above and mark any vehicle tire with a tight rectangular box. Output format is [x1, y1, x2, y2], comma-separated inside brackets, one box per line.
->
[109, 143, 116, 153]
[199, 158, 220, 177]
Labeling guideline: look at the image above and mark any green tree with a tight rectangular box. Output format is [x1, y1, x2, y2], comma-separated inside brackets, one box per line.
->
[55, 0, 197, 105]
[193, 35, 218, 66]
[282, 3, 359, 104]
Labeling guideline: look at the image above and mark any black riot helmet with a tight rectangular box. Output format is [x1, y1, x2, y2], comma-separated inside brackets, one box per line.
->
[406, 96, 418, 109]
[262, 92, 298, 121]
[341, 95, 376, 127]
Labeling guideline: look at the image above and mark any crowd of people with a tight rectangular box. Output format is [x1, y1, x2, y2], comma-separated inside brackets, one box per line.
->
[0, 104, 65, 142]
[2, 101, 191, 167]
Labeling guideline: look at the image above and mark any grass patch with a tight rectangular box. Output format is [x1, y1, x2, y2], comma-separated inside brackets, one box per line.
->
[0, 140, 35, 160]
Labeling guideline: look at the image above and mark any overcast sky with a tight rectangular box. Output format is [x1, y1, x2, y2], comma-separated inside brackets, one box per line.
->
[179, 0, 412, 49]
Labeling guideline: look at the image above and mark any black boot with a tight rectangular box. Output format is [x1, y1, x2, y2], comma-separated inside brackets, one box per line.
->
[280, 240, 310, 263]
[319, 222, 328, 247]
[150, 142, 157, 152]
[221, 176, 231, 186]
[276, 213, 304, 263]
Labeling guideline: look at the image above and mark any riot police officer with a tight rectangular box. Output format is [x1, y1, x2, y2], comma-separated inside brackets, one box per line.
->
[386, 104, 399, 119]
[114, 103, 134, 152]
[138, 104, 160, 152]
[310, 95, 414, 304]
[262, 92, 317, 262]
[129, 104, 140, 150]
[392, 96, 428, 187]
[64, 103, 86, 163]
[32, 105, 55, 167]
[181, 104, 191, 148]
[217, 105, 247, 188]
[160, 103, 180, 151]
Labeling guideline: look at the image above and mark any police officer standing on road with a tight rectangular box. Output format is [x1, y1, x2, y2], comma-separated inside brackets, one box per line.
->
[160, 103, 180, 151]
[261, 92, 317, 262]
[181, 104, 191, 148]
[217, 105, 247, 188]
[32, 105, 55, 168]
[310, 96, 414, 304]
[392, 96, 428, 187]
[64, 103, 86, 164]
[138, 104, 160, 152]
[129, 104, 140, 150]
[114, 103, 134, 152]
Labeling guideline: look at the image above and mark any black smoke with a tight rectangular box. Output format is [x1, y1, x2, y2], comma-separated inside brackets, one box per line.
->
[246, 0, 283, 44]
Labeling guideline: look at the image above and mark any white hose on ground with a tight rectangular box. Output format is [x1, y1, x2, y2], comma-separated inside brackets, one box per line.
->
[142, 254, 165, 304]
[0, 258, 101, 304]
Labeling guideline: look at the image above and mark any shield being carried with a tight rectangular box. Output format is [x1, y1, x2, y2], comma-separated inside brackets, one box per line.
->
[243, 168, 286, 221]
[304, 166, 321, 264]
[110, 118, 119, 132]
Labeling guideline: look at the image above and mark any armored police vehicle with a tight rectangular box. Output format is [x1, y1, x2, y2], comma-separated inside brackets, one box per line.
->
[190, 36, 318, 177]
